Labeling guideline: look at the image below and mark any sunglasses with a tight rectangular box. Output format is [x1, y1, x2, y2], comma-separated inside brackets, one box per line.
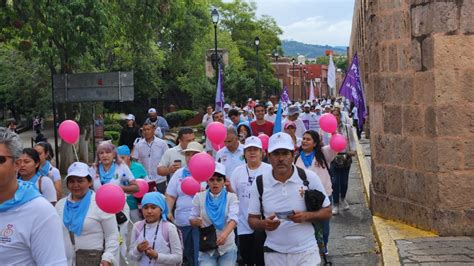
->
[0, 155, 15, 164]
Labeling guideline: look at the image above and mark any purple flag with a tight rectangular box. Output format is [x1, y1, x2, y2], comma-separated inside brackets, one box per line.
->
[215, 64, 224, 112]
[280, 86, 291, 104]
[339, 53, 367, 128]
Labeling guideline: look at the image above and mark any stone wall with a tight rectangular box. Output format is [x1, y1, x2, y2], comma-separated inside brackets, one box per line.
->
[350, 0, 474, 235]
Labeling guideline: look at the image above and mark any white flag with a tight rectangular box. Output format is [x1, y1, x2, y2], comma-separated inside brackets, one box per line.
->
[328, 54, 336, 89]
[309, 80, 315, 102]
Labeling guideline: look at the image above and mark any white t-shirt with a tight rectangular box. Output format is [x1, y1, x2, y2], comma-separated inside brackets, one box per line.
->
[282, 118, 306, 138]
[230, 163, 272, 235]
[91, 163, 135, 191]
[0, 197, 67, 265]
[299, 112, 320, 131]
[43, 164, 61, 182]
[247, 165, 330, 256]
[133, 137, 169, 183]
[165, 168, 197, 226]
[264, 113, 276, 123]
[215, 145, 245, 178]
[36, 175, 57, 203]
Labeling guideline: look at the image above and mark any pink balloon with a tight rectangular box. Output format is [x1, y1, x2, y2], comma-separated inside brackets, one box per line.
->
[206, 122, 227, 145]
[211, 141, 224, 151]
[95, 184, 125, 214]
[319, 113, 337, 133]
[188, 152, 216, 182]
[180, 176, 201, 196]
[330, 133, 347, 152]
[58, 120, 80, 144]
[258, 133, 269, 151]
[133, 179, 149, 198]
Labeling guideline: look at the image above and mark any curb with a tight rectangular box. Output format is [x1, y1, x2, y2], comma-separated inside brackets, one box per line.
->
[352, 129, 438, 265]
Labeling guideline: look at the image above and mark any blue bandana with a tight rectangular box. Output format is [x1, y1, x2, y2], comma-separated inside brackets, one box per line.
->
[38, 160, 51, 177]
[0, 180, 41, 212]
[99, 162, 116, 185]
[20, 172, 42, 189]
[63, 190, 92, 236]
[141, 192, 169, 221]
[182, 167, 191, 179]
[205, 188, 227, 230]
[300, 152, 315, 168]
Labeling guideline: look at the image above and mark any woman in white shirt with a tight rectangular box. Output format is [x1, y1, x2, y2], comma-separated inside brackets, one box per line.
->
[56, 162, 119, 266]
[34, 141, 62, 200]
[130, 192, 183, 266]
[189, 163, 239, 266]
[17, 148, 57, 204]
[295, 130, 337, 255]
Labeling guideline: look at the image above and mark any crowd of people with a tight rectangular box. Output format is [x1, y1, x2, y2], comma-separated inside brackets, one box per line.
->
[0, 96, 360, 266]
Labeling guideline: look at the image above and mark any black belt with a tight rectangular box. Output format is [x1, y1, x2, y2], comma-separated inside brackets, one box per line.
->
[263, 246, 279, 253]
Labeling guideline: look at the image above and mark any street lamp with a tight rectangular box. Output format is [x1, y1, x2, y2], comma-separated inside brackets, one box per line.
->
[299, 62, 303, 101]
[291, 58, 296, 100]
[272, 49, 279, 95]
[255, 36, 260, 98]
[211, 8, 219, 86]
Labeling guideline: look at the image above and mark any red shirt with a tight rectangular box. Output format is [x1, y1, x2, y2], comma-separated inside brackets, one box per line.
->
[250, 120, 274, 136]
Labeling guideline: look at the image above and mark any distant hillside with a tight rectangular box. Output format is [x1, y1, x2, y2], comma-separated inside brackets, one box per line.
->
[282, 40, 347, 58]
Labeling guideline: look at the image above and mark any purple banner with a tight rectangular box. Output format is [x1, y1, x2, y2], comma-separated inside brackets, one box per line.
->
[215, 64, 224, 112]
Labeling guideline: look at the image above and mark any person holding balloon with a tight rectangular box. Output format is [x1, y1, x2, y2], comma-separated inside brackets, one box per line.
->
[117, 145, 149, 223]
[189, 162, 239, 266]
[34, 141, 62, 201]
[165, 141, 206, 266]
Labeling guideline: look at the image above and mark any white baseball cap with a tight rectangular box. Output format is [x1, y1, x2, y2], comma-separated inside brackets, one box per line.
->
[244, 136, 262, 149]
[66, 162, 91, 181]
[148, 108, 157, 113]
[304, 103, 310, 108]
[126, 114, 135, 120]
[268, 132, 294, 153]
[214, 162, 226, 176]
[224, 104, 231, 109]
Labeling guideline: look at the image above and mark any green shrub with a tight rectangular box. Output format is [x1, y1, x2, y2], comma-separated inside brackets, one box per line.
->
[104, 122, 122, 132]
[104, 131, 120, 141]
[165, 110, 198, 128]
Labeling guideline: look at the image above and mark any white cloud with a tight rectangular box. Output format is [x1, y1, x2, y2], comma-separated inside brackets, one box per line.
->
[281, 16, 352, 46]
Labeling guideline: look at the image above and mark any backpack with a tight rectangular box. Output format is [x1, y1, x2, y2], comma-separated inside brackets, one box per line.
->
[133, 220, 184, 253]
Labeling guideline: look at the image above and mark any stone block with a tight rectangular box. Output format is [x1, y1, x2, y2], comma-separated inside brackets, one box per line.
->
[434, 69, 463, 103]
[413, 71, 435, 105]
[437, 140, 463, 171]
[460, 70, 474, 103]
[405, 170, 438, 206]
[372, 164, 387, 194]
[368, 47, 380, 73]
[394, 10, 411, 39]
[424, 106, 437, 137]
[396, 136, 414, 169]
[434, 209, 474, 236]
[394, 75, 414, 103]
[374, 75, 392, 102]
[402, 105, 424, 136]
[383, 105, 402, 135]
[464, 140, 474, 170]
[380, 43, 390, 72]
[411, 4, 432, 37]
[434, 35, 474, 69]
[411, 39, 422, 71]
[422, 36, 434, 70]
[385, 165, 406, 198]
[410, 0, 431, 6]
[413, 139, 439, 172]
[370, 103, 384, 134]
[389, 43, 399, 72]
[460, 0, 474, 34]
[438, 171, 474, 209]
[373, 134, 388, 164]
[436, 105, 473, 137]
[398, 42, 413, 72]
[431, 2, 459, 34]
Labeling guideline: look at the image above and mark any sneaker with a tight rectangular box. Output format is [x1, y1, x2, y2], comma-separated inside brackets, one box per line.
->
[332, 205, 339, 215]
[341, 198, 350, 210]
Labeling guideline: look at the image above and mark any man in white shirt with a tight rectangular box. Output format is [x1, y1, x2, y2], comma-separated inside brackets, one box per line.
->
[133, 121, 169, 193]
[264, 105, 276, 123]
[157, 127, 195, 179]
[282, 105, 306, 139]
[299, 104, 320, 132]
[205, 111, 232, 155]
[248, 132, 332, 266]
[230, 136, 271, 266]
[0, 128, 67, 265]
[216, 127, 245, 178]
[202, 105, 213, 128]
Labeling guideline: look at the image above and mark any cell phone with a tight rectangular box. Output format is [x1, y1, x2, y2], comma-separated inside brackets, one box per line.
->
[174, 160, 182, 164]
[275, 210, 295, 219]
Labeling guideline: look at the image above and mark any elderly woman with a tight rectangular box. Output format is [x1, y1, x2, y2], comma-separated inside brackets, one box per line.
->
[165, 141, 204, 266]
[17, 148, 57, 205]
[189, 163, 239, 266]
[56, 162, 119, 266]
[34, 141, 62, 200]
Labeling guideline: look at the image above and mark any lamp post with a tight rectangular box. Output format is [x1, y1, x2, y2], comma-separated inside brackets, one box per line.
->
[291, 58, 296, 100]
[211, 8, 219, 86]
[272, 49, 279, 95]
[299, 62, 303, 101]
[255, 36, 260, 98]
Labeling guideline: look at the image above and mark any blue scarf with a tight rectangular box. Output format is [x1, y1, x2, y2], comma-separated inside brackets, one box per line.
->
[0, 180, 41, 212]
[63, 190, 92, 236]
[205, 188, 227, 230]
[99, 162, 116, 185]
[300, 151, 315, 168]
[141, 192, 169, 221]
[20, 172, 42, 189]
[38, 160, 51, 176]
[182, 167, 191, 179]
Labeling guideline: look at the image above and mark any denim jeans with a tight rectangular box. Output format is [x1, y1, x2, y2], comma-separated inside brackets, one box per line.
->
[199, 248, 238, 266]
[322, 195, 332, 250]
[179, 225, 200, 266]
[331, 163, 351, 204]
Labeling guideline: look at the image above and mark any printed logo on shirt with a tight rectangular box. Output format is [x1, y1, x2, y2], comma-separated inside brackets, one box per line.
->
[239, 155, 245, 161]
[220, 155, 227, 162]
[0, 224, 14, 243]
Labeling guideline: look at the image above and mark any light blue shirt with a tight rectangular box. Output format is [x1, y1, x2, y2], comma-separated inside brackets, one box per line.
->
[215, 144, 245, 178]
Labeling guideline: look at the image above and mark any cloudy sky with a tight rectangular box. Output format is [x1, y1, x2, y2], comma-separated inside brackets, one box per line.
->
[242, 0, 356, 47]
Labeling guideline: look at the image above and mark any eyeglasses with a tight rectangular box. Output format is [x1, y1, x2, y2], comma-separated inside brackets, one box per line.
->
[0, 155, 15, 164]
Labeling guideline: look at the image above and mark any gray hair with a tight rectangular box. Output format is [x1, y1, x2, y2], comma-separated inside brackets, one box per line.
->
[226, 126, 238, 137]
[95, 141, 122, 165]
[0, 127, 23, 159]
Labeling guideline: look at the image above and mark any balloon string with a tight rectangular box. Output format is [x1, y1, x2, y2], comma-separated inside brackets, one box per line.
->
[72, 144, 79, 162]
